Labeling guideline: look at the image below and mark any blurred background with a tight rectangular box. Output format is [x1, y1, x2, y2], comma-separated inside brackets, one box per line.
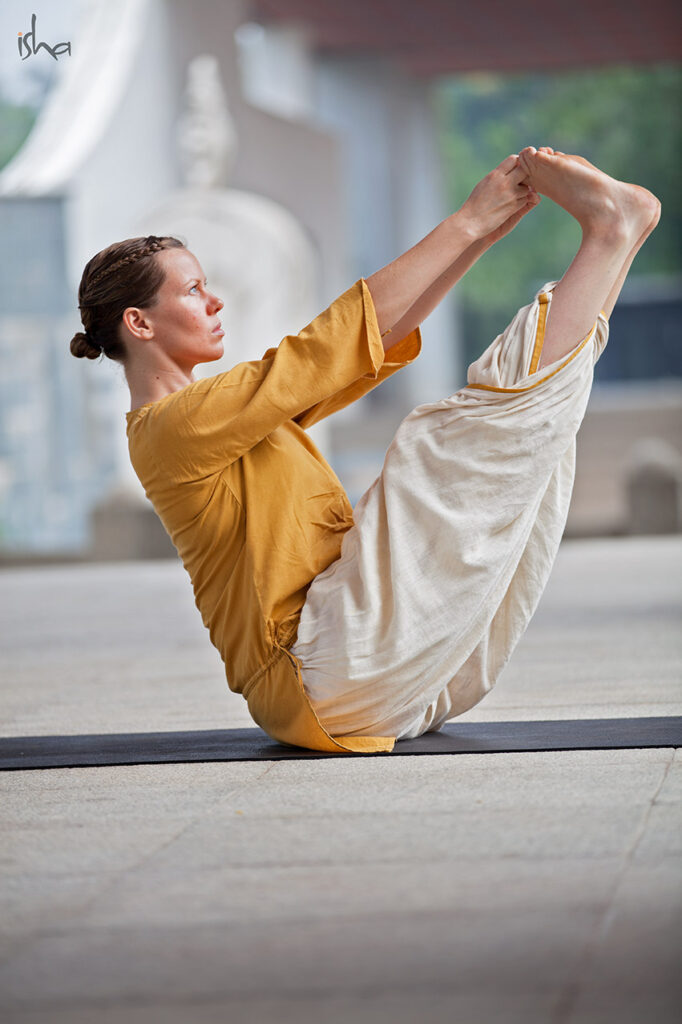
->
[0, 0, 680, 562]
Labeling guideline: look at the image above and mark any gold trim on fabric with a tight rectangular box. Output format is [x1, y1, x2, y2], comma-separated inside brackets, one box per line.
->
[467, 318, 598, 395]
[528, 292, 549, 375]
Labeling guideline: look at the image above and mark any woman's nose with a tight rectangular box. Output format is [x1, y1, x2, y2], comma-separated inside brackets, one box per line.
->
[209, 292, 224, 313]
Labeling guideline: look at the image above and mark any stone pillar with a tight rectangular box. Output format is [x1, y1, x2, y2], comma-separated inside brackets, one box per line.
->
[88, 486, 177, 560]
[0, 0, 348, 559]
[313, 53, 461, 411]
[625, 439, 682, 535]
[0, 196, 98, 553]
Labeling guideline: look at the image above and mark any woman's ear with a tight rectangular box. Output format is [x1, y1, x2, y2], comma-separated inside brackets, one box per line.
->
[121, 306, 154, 342]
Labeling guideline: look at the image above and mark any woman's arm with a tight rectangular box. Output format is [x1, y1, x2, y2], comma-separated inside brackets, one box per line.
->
[382, 194, 541, 348]
[365, 154, 538, 351]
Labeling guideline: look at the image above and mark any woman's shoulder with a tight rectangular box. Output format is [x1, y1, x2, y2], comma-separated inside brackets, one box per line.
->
[125, 358, 271, 433]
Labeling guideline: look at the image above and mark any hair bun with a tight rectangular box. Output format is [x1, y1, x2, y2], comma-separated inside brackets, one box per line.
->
[70, 330, 102, 360]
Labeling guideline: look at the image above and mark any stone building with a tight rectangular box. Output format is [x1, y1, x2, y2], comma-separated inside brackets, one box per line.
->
[0, 0, 679, 556]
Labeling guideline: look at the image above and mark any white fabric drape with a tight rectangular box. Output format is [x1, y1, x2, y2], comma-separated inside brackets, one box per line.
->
[290, 283, 609, 739]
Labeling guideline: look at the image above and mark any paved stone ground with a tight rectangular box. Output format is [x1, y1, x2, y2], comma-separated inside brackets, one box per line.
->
[1, 537, 681, 1023]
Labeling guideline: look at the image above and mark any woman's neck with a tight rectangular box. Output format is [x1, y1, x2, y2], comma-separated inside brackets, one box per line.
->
[126, 362, 195, 412]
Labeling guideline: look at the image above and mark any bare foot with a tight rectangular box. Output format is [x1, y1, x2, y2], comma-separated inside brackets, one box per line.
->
[518, 146, 660, 247]
[540, 150, 660, 243]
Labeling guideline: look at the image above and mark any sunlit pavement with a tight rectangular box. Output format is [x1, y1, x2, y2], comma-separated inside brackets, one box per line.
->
[1, 536, 680, 1024]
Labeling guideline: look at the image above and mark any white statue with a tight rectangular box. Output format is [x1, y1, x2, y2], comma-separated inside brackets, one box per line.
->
[176, 54, 238, 190]
[120, 54, 321, 495]
[136, 54, 319, 378]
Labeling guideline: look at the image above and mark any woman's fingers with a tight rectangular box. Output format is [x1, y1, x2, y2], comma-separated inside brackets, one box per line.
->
[498, 153, 521, 174]
[505, 163, 536, 195]
[486, 190, 541, 244]
[508, 164, 532, 187]
[462, 150, 543, 236]
[504, 151, 540, 192]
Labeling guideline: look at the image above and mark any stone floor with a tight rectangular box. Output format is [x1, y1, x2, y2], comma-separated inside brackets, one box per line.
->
[1, 536, 681, 1023]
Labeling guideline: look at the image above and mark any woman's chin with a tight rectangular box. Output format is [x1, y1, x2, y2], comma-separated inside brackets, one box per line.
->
[206, 342, 225, 362]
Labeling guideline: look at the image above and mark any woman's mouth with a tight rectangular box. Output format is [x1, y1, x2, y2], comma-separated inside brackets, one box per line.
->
[212, 322, 224, 336]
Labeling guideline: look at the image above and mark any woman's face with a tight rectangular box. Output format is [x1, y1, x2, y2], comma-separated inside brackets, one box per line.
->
[128, 247, 225, 370]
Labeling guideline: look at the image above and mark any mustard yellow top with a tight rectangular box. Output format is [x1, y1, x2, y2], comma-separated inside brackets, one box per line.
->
[126, 279, 422, 753]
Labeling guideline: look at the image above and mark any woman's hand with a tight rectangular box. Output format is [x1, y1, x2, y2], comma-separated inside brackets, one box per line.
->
[364, 152, 540, 344]
[481, 189, 541, 247]
[459, 154, 537, 240]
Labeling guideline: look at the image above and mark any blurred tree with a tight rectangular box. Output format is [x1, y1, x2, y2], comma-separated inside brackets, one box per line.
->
[436, 65, 682, 365]
[0, 99, 37, 171]
[0, 59, 56, 172]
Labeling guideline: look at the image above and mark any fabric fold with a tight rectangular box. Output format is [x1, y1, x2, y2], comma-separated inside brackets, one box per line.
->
[292, 284, 609, 741]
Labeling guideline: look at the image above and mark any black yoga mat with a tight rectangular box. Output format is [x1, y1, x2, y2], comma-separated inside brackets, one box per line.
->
[1, 716, 680, 770]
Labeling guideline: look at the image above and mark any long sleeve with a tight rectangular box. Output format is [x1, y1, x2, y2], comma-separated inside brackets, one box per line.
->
[129, 279, 420, 483]
[292, 329, 421, 429]
[255, 279, 419, 428]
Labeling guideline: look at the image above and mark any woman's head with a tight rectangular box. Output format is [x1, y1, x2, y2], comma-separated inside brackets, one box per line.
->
[70, 236, 224, 370]
[71, 235, 184, 362]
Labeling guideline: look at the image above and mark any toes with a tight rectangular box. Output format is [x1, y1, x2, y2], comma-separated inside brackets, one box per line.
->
[518, 146, 537, 167]
[530, 149, 558, 172]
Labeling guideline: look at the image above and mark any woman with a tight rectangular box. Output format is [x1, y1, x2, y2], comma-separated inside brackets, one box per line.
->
[71, 147, 659, 753]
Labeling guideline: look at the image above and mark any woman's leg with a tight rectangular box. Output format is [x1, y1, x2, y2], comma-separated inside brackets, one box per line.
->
[547, 149, 662, 320]
[518, 148, 660, 370]
[294, 154, 661, 742]
[600, 208, 661, 320]
[294, 285, 610, 741]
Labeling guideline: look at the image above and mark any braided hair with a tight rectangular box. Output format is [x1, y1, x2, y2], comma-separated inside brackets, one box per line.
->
[70, 235, 185, 362]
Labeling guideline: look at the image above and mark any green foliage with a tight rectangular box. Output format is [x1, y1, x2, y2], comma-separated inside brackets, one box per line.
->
[0, 100, 38, 172]
[435, 64, 682, 356]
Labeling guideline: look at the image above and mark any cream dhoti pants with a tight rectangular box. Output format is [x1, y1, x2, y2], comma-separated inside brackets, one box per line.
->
[290, 283, 609, 740]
